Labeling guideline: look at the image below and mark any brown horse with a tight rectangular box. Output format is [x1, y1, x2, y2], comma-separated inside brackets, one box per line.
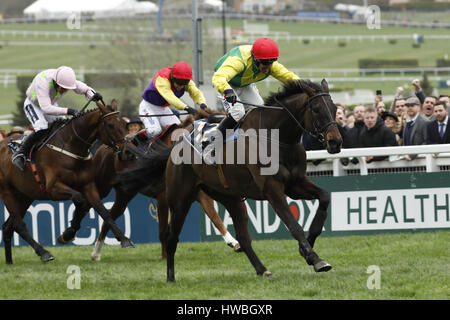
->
[57, 108, 239, 261]
[121, 79, 342, 281]
[0, 101, 133, 264]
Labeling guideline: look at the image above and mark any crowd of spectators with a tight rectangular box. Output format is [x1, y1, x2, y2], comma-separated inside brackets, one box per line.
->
[302, 78, 450, 165]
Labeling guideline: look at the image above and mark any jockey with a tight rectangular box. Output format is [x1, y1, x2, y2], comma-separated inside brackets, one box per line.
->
[11, 66, 102, 171]
[139, 61, 208, 141]
[212, 37, 300, 138]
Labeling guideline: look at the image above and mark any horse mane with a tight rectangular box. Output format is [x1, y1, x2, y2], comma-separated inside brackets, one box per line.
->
[48, 108, 99, 133]
[264, 79, 323, 106]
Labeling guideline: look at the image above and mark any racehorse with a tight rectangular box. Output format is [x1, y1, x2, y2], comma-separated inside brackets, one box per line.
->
[122, 79, 342, 281]
[57, 108, 240, 261]
[0, 101, 133, 264]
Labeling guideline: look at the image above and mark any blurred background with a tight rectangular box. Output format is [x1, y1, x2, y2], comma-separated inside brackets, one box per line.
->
[0, 0, 449, 130]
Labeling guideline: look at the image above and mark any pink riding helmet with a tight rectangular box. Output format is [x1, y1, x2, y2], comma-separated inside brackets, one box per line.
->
[54, 66, 77, 89]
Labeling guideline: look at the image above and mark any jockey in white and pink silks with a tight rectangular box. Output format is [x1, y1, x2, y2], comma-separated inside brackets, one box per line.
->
[11, 66, 103, 171]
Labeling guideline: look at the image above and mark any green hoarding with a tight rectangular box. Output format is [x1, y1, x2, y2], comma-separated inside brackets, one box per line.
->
[200, 172, 450, 241]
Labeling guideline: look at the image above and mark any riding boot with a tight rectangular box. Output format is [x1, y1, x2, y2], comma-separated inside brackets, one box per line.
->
[11, 130, 46, 171]
[216, 115, 238, 140]
[203, 116, 237, 166]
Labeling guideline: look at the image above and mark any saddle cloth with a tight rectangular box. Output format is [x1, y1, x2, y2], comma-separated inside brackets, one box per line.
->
[190, 119, 240, 153]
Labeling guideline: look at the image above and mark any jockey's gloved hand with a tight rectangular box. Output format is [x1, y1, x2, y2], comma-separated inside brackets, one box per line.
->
[67, 108, 78, 117]
[200, 103, 208, 110]
[92, 92, 103, 102]
[224, 89, 237, 105]
[185, 106, 199, 115]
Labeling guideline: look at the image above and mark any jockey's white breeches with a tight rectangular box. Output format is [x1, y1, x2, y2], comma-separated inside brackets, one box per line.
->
[139, 99, 181, 139]
[219, 83, 264, 122]
[23, 97, 65, 132]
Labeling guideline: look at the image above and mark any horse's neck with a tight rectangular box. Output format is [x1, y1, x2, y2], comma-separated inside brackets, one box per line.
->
[244, 101, 306, 145]
[59, 111, 100, 151]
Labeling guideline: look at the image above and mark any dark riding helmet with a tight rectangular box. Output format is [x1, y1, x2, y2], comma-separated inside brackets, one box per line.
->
[171, 61, 193, 86]
[251, 37, 279, 66]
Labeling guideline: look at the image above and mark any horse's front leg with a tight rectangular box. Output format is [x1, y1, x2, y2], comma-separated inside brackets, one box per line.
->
[286, 176, 330, 249]
[58, 197, 91, 244]
[82, 182, 134, 248]
[92, 187, 136, 261]
[264, 178, 331, 272]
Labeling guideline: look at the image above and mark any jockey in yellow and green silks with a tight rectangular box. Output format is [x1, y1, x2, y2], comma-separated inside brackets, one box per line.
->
[212, 37, 300, 135]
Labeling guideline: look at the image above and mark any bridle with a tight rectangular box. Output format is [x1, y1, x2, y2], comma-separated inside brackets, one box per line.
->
[99, 111, 123, 153]
[245, 91, 337, 144]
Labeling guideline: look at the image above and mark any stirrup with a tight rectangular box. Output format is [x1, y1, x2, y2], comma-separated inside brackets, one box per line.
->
[11, 153, 26, 171]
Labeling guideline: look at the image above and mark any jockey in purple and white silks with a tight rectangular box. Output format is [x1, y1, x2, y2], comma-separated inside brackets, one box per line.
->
[12, 66, 102, 171]
[139, 61, 208, 141]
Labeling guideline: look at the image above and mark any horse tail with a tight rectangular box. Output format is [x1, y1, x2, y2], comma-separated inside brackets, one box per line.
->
[116, 140, 173, 194]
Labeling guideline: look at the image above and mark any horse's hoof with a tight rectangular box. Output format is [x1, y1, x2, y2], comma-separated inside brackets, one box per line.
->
[234, 244, 243, 252]
[314, 260, 332, 272]
[91, 254, 101, 261]
[57, 234, 73, 244]
[121, 239, 135, 248]
[57, 229, 75, 244]
[40, 252, 54, 262]
[263, 271, 273, 277]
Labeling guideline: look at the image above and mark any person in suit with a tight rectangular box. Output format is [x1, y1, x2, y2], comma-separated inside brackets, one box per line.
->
[426, 101, 449, 144]
[402, 96, 430, 160]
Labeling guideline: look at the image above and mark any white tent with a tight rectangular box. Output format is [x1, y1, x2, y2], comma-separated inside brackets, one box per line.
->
[23, 0, 158, 20]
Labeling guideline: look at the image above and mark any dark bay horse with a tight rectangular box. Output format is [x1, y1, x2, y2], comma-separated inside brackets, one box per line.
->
[125, 79, 342, 281]
[0, 102, 133, 264]
[57, 108, 239, 261]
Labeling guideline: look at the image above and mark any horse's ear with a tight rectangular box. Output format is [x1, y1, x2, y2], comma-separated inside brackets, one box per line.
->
[321, 79, 329, 93]
[299, 80, 315, 96]
[96, 101, 110, 114]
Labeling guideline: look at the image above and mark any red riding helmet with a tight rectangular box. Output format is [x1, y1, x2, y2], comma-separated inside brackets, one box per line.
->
[252, 37, 279, 60]
[172, 61, 193, 80]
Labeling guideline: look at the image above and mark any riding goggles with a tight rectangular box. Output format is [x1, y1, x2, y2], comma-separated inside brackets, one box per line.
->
[173, 78, 190, 86]
[256, 58, 277, 66]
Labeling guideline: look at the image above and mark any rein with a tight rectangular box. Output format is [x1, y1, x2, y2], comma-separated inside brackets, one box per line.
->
[237, 91, 337, 144]
[100, 111, 122, 153]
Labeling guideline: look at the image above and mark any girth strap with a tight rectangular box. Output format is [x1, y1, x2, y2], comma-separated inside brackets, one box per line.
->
[45, 144, 92, 160]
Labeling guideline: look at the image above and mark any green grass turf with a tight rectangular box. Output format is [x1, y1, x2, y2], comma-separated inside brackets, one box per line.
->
[0, 231, 448, 300]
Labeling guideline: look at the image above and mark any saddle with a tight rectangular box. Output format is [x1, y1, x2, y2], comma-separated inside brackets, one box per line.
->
[189, 119, 240, 154]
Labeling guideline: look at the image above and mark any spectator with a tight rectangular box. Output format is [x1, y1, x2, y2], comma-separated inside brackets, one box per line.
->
[388, 86, 404, 113]
[391, 98, 406, 135]
[439, 95, 450, 108]
[411, 78, 426, 104]
[426, 101, 449, 144]
[335, 105, 349, 129]
[345, 105, 365, 149]
[381, 111, 402, 145]
[345, 111, 355, 128]
[7, 126, 25, 137]
[360, 107, 398, 163]
[126, 117, 145, 137]
[341, 105, 366, 164]
[375, 101, 386, 116]
[402, 96, 430, 160]
[421, 96, 437, 120]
